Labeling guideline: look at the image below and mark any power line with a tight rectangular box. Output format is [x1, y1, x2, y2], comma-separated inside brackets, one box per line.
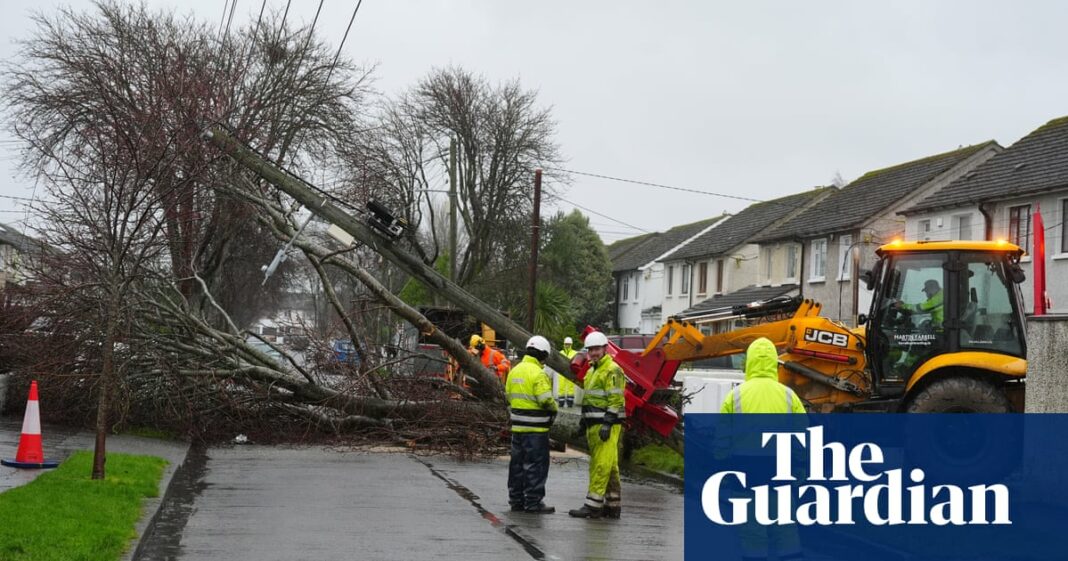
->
[547, 166, 767, 205]
[555, 196, 651, 234]
[549, 165, 965, 230]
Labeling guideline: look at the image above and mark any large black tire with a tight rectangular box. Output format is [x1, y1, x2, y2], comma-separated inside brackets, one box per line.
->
[905, 376, 1011, 413]
[905, 377, 1019, 483]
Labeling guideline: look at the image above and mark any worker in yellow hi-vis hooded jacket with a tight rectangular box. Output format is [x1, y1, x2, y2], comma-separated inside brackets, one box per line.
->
[720, 337, 807, 561]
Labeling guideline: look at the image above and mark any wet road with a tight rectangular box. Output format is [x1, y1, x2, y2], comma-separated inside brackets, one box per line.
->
[139, 445, 684, 561]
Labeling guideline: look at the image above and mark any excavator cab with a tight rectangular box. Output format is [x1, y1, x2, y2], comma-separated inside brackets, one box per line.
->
[864, 241, 1027, 411]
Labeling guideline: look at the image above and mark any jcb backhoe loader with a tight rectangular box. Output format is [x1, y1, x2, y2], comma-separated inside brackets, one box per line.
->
[580, 240, 1027, 430]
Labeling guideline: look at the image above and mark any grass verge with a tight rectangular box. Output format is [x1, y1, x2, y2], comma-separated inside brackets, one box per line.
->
[631, 443, 684, 477]
[0, 451, 167, 561]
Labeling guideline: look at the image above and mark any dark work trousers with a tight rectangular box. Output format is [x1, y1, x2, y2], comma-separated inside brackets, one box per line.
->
[508, 431, 550, 509]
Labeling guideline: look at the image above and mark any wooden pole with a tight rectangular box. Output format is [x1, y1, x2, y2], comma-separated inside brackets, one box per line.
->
[527, 170, 542, 332]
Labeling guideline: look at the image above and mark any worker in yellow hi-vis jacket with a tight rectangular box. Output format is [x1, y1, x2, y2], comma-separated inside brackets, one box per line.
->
[557, 337, 578, 407]
[568, 331, 625, 519]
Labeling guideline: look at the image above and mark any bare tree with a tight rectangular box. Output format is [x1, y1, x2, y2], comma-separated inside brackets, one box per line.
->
[354, 67, 565, 290]
[3, 2, 376, 470]
[5, 2, 373, 329]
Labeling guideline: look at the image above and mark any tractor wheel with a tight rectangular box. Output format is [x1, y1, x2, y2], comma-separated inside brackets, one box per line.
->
[905, 377, 1018, 482]
[905, 376, 1011, 413]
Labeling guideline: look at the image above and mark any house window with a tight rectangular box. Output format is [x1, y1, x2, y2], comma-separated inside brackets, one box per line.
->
[837, 235, 853, 281]
[716, 259, 724, 293]
[811, 238, 827, 280]
[681, 264, 690, 295]
[954, 214, 973, 241]
[697, 262, 708, 294]
[622, 276, 629, 301]
[1008, 204, 1031, 252]
[763, 247, 773, 283]
[633, 273, 639, 300]
[666, 266, 673, 296]
[786, 244, 798, 280]
[918, 219, 932, 240]
[1062, 199, 1068, 254]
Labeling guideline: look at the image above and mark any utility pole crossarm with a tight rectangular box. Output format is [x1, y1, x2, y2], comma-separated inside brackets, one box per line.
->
[202, 125, 574, 378]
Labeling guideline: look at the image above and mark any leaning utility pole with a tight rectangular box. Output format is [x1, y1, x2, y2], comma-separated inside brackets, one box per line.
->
[527, 169, 542, 331]
[203, 125, 573, 378]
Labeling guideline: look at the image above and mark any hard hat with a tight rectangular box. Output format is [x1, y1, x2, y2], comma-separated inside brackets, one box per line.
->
[525, 335, 551, 354]
[564, 337, 573, 345]
[584, 331, 609, 348]
[469, 334, 484, 347]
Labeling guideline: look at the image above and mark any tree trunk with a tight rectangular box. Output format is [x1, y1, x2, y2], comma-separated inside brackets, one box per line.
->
[92, 293, 120, 480]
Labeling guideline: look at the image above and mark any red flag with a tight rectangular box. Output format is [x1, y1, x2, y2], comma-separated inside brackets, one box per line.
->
[1033, 204, 1047, 315]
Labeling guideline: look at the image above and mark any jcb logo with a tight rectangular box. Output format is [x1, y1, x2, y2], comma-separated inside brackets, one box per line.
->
[804, 328, 849, 348]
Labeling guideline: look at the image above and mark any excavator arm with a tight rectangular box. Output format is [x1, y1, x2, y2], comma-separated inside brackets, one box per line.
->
[575, 298, 872, 437]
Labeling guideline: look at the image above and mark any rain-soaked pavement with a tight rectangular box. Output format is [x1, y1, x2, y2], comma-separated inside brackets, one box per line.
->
[0, 414, 683, 560]
[137, 445, 684, 561]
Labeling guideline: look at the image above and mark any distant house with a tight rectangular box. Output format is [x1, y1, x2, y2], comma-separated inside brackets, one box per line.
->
[0, 222, 43, 291]
[751, 141, 1002, 324]
[660, 188, 832, 327]
[608, 216, 727, 334]
[250, 291, 321, 345]
[901, 116, 1068, 314]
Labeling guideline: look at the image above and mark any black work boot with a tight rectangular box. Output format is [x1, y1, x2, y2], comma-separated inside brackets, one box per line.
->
[604, 506, 621, 519]
[510, 504, 525, 512]
[568, 505, 604, 519]
[524, 503, 555, 514]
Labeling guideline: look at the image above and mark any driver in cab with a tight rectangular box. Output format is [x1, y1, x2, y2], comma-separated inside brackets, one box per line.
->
[895, 279, 944, 328]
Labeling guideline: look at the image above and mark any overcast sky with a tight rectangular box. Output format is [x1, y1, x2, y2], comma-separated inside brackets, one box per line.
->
[3, 1, 1068, 243]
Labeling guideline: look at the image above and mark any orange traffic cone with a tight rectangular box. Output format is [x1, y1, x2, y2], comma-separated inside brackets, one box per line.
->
[2, 381, 59, 469]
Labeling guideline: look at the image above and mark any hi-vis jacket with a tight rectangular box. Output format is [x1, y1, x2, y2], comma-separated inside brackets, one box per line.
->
[478, 346, 512, 381]
[506, 355, 558, 433]
[721, 337, 806, 414]
[581, 355, 626, 424]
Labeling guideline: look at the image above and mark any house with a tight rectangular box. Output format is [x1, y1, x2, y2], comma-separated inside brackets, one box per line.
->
[751, 141, 1002, 324]
[659, 188, 833, 326]
[608, 215, 728, 334]
[0, 222, 42, 291]
[900, 116, 1068, 314]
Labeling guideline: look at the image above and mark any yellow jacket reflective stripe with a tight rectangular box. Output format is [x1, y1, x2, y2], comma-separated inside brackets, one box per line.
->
[505, 355, 558, 433]
[582, 355, 626, 420]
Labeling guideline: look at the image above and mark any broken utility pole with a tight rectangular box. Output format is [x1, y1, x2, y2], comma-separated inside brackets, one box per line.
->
[202, 125, 574, 379]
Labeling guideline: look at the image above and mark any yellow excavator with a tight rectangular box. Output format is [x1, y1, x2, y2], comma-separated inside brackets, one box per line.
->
[639, 240, 1027, 414]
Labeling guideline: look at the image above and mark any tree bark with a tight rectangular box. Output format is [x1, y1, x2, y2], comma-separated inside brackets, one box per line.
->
[92, 291, 120, 480]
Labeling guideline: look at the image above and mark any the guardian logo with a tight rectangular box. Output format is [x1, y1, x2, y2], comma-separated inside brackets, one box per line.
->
[701, 426, 1011, 526]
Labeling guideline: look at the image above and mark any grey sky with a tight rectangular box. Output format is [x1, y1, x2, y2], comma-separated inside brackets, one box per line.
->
[3, 1, 1068, 243]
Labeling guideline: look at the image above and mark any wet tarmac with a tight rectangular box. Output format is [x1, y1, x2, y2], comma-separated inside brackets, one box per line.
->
[137, 445, 684, 561]
[1, 415, 684, 560]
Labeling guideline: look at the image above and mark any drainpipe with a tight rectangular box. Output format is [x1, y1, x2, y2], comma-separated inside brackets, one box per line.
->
[688, 260, 695, 309]
[979, 202, 995, 241]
